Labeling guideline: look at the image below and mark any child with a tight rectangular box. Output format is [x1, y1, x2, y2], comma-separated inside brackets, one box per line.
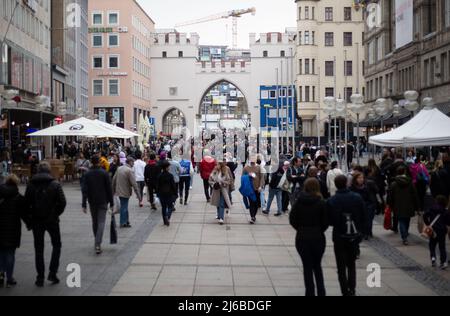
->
[424, 195, 450, 269]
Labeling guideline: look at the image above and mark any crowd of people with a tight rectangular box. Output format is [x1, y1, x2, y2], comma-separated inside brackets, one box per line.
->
[0, 135, 449, 297]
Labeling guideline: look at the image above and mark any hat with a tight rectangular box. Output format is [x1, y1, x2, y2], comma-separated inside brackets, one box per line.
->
[119, 152, 126, 165]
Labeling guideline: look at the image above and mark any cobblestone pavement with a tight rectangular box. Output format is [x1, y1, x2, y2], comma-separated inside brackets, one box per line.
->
[1, 173, 449, 296]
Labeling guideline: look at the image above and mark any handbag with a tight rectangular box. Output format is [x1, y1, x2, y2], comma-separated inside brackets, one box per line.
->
[417, 213, 425, 234]
[421, 215, 441, 239]
[110, 215, 118, 245]
[384, 206, 392, 230]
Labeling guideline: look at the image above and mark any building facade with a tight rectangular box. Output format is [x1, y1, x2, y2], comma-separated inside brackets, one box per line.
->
[149, 31, 296, 136]
[295, 0, 365, 138]
[0, 0, 52, 149]
[363, 0, 450, 131]
[88, 0, 155, 130]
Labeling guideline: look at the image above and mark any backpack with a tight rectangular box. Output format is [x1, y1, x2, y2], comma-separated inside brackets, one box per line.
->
[416, 165, 429, 185]
[180, 160, 191, 176]
[33, 182, 56, 220]
[338, 210, 363, 244]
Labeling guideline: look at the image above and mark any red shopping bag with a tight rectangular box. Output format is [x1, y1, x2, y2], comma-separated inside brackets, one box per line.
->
[384, 206, 392, 231]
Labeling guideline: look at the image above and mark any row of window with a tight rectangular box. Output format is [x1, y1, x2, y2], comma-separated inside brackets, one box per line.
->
[262, 50, 288, 58]
[132, 15, 151, 38]
[133, 57, 151, 79]
[132, 81, 150, 101]
[298, 87, 354, 103]
[92, 79, 120, 97]
[261, 88, 294, 99]
[91, 11, 119, 26]
[298, 6, 353, 22]
[298, 31, 354, 46]
[92, 55, 120, 69]
[1, 0, 50, 49]
[298, 59, 353, 77]
[133, 36, 151, 59]
[92, 33, 119, 48]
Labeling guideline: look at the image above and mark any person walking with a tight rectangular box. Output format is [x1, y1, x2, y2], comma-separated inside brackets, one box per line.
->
[82, 155, 115, 255]
[263, 165, 284, 216]
[145, 153, 160, 210]
[76, 152, 90, 188]
[209, 162, 233, 225]
[327, 175, 366, 297]
[290, 178, 329, 296]
[326, 161, 344, 197]
[287, 157, 306, 206]
[0, 175, 28, 288]
[424, 195, 450, 270]
[179, 157, 194, 206]
[243, 156, 265, 224]
[167, 156, 181, 208]
[112, 157, 142, 228]
[388, 166, 419, 245]
[409, 158, 430, 212]
[99, 152, 110, 172]
[133, 152, 146, 208]
[157, 161, 177, 226]
[199, 150, 217, 203]
[25, 162, 67, 287]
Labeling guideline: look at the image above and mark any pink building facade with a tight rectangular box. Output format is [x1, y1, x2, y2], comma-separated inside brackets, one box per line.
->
[88, 0, 154, 131]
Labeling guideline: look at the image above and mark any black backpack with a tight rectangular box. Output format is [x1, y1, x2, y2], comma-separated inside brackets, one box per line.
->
[338, 210, 363, 244]
[33, 182, 56, 220]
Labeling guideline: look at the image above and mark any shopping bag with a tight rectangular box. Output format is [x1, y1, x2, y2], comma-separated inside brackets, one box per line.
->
[421, 215, 441, 239]
[384, 206, 392, 231]
[110, 214, 118, 245]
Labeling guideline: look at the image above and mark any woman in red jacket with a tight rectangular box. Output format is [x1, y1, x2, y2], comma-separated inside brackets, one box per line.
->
[199, 150, 217, 202]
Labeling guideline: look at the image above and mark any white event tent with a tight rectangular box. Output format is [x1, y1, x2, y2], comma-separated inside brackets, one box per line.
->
[369, 108, 450, 147]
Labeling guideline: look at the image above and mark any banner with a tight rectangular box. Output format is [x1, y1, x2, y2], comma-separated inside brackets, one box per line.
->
[395, 0, 414, 49]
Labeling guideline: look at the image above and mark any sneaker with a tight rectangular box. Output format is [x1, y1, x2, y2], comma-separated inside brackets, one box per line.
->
[216, 216, 219, 220]
[48, 274, 60, 285]
[432, 258, 437, 268]
[262, 210, 269, 215]
[190, 186, 193, 190]
[219, 219, 224, 225]
[95, 246, 103, 255]
[403, 240, 409, 246]
[440, 262, 448, 270]
[151, 204, 157, 210]
[274, 213, 282, 217]
[163, 217, 170, 226]
[184, 201, 188, 206]
[0, 273, 4, 288]
[6, 279, 17, 288]
[35, 278, 44, 288]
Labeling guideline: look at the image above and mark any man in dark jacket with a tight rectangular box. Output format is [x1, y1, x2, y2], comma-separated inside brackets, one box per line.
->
[157, 161, 177, 226]
[82, 155, 114, 255]
[388, 166, 419, 245]
[0, 175, 28, 287]
[327, 175, 366, 297]
[25, 162, 67, 287]
[145, 153, 161, 210]
[287, 157, 306, 203]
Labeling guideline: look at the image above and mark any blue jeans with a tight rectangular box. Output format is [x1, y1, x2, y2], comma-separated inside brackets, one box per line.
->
[399, 217, 411, 241]
[260, 189, 266, 210]
[265, 188, 282, 214]
[119, 197, 130, 226]
[0, 248, 15, 280]
[160, 195, 174, 220]
[217, 194, 225, 220]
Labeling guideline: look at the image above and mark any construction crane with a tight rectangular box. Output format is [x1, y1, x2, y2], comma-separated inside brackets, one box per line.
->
[175, 8, 256, 49]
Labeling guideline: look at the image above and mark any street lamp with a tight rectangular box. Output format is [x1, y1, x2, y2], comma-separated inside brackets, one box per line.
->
[404, 90, 420, 116]
[350, 93, 364, 165]
[422, 97, 435, 110]
[324, 96, 337, 160]
[335, 97, 347, 170]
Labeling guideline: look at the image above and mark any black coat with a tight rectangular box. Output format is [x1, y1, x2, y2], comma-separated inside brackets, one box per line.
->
[157, 171, 177, 198]
[82, 167, 114, 208]
[25, 172, 67, 224]
[290, 192, 328, 241]
[0, 184, 29, 249]
[424, 205, 450, 236]
[145, 160, 161, 186]
[430, 168, 450, 198]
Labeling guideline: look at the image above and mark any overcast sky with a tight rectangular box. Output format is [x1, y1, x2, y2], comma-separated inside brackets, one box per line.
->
[137, 0, 297, 48]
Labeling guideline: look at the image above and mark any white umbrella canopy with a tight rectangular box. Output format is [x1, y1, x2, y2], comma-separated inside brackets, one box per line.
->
[28, 117, 135, 139]
[94, 120, 139, 138]
[369, 108, 450, 147]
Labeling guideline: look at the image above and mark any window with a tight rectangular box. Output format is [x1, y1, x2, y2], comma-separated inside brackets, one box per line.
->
[441, 53, 448, 81]
[305, 31, 310, 45]
[325, 87, 334, 97]
[93, 56, 103, 69]
[305, 6, 309, 20]
[325, 7, 333, 21]
[178, 51, 183, 57]
[298, 7, 302, 20]
[325, 32, 334, 46]
[345, 61, 353, 76]
[92, 34, 102, 47]
[298, 31, 302, 45]
[344, 7, 352, 21]
[109, 79, 119, 96]
[305, 86, 310, 102]
[325, 61, 334, 76]
[312, 59, 315, 74]
[299, 59, 303, 74]
[269, 90, 276, 98]
[108, 34, 119, 47]
[281, 50, 285, 57]
[430, 57, 436, 86]
[445, 0, 450, 28]
[109, 56, 119, 68]
[344, 32, 353, 46]
[93, 80, 103, 96]
[312, 86, 316, 102]
[162, 51, 167, 58]
[312, 7, 315, 20]
[305, 59, 310, 74]
[345, 87, 353, 102]
[263, 51, 268, 58]
[312, 31, 315, 45]
[423, 0, 437, 35]
[92, 13, 103, 25]
[108, 12, 119, 25]
[299, 86, 303, 102]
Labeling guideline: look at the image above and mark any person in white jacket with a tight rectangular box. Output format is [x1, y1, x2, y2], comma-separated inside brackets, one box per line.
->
[179, 158, 195, 205]
[133, 152, 146, 207]
[326, 161, 344, 197]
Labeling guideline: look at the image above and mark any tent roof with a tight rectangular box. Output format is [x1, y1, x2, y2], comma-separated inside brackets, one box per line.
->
[94, 120, 139, 138]
[369, 108, 450, 147]
[28, 117, 137, 139]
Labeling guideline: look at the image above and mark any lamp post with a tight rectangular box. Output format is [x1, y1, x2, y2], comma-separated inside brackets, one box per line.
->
[404, 90, 420, 117]
[323, 97, 337, 160]
[335, 97, 347, 170]
[350, 93, 365, 165]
